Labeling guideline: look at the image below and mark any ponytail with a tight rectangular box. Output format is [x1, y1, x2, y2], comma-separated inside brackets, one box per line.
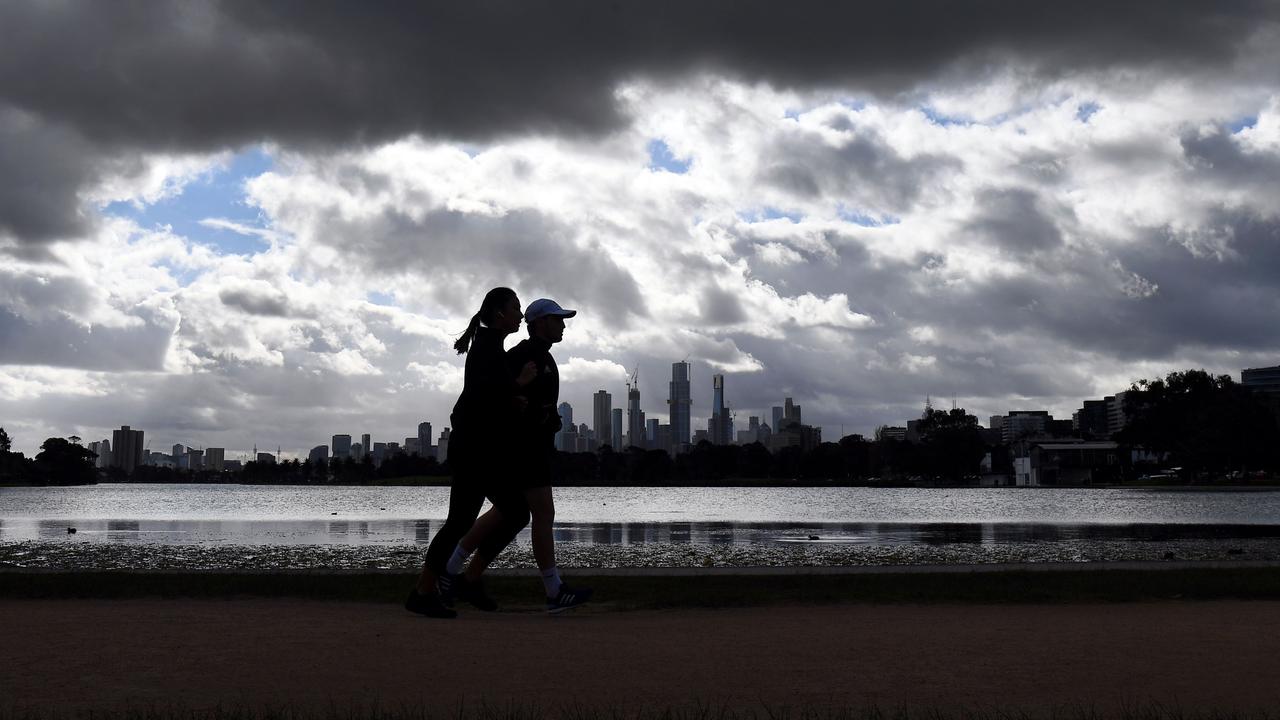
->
[454, 286, 517, 354]
[454, 312, 482, 354]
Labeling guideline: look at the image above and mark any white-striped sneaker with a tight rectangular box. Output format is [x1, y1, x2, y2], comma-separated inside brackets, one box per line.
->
[546, 584, 593, 614]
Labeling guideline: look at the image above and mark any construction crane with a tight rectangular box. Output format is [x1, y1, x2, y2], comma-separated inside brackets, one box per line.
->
[626, 365, 639, 395]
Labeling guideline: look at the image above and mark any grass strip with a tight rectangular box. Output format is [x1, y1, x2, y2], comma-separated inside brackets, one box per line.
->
[4, 566, 1280, 607]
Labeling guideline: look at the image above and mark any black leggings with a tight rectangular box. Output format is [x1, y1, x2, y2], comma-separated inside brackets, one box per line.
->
[424, 479, 530, 576]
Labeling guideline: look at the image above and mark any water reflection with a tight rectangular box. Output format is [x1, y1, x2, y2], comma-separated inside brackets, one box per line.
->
[5, 518, 1280, 547]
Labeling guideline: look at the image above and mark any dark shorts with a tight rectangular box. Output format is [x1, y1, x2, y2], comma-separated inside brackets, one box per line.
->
[507, 447, 552, 491]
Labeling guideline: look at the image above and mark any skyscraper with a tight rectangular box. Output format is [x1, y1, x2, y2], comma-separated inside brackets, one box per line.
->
[361, 433, 371, 459]
[417, 422, 432, 457]
[709, 374, 729, 445]
[771, 406, 784, 433]
[646, 418, 659, 448]
[668, 361, 691, 452]
[438, 428, 450, 464]
[627, 385, 645, 449]
[332, 434, 352, 459]
[611, 408, 623, 450]
[111, 425, 144, 474]
[593, 391, 612, 449]
[556, 402, 573, 451]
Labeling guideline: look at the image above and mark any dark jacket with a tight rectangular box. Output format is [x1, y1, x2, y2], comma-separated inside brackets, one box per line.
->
[506, 336, 561, 451]
[449, 326, 519, 456]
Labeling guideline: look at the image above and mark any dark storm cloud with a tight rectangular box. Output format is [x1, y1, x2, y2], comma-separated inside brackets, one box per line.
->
[0, 309, 174, 371]
[1, 0, 1275, 245]
[963, 188, 1064, 254]
[310, 207, 648, 324]
[761, 126, 960, 212]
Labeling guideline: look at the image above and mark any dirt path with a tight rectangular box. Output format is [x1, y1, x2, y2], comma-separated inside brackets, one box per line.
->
[3, 599, 1278, 714]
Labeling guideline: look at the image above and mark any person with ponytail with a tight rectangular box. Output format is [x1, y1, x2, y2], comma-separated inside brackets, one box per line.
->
[405, 287, 537, 619]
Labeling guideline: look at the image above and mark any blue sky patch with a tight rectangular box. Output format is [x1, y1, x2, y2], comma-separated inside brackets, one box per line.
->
[1076, 102, 1101, 123]
[838, 206, 899, 227]
[737, 207, 803, 223]
[920, 107, 974, 127]
[104, 146, 275, 256]
[1228, 116, 1258, 133]
[367, 291, 396, 306]
[647, 139, 691, 173]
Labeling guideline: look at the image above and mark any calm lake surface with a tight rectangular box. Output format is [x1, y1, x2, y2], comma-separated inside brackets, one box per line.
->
[3, 483, 1280, 547]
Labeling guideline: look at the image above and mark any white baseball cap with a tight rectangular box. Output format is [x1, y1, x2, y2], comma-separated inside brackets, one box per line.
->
[524, 298, 577, 322]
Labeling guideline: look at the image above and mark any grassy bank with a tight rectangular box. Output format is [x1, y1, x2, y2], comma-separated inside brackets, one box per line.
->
[6, 565, 1280, 608]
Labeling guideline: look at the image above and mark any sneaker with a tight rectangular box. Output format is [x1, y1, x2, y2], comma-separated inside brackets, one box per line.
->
[456, 577, 499, 612]
[404, 588, 457, 619]
[435, 572, 460, 608]
[546, 584, 593, 614]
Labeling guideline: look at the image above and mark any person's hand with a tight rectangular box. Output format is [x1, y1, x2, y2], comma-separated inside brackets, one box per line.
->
[511, 395, 529, 411]
[516, 361, 538, 387]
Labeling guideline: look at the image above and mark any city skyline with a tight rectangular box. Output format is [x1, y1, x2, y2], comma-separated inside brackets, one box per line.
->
[27, 361, 1279, 464]
[4, 4, 1280, 460]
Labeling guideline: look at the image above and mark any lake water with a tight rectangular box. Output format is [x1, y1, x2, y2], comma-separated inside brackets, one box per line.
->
[4, 484, 1280, 569]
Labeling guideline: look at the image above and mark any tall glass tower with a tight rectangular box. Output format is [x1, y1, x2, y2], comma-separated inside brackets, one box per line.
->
[668, 361, 691, 452]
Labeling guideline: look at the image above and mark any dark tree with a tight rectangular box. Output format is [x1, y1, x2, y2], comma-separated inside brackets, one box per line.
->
[0, 427, 10, 453]
[34, 437, 99, 485]
[1117, 369, 1280, 479]
[916, 407, 987, 481]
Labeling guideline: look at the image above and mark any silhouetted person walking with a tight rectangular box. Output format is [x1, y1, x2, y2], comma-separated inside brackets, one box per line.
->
[464, 298, 592, 613]
[405, 287, 536, 619]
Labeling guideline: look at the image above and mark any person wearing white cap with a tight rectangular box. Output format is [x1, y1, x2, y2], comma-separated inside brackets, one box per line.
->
[464, 298, 594, 613]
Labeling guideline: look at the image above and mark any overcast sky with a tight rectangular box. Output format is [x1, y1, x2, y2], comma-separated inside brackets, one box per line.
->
[3, 1, 1280, 457]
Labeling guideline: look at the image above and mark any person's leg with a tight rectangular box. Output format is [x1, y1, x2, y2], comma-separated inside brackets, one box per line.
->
[416, 480, 485, 594]
[466, 492, 531, 582]
[525, 485, 556, 571]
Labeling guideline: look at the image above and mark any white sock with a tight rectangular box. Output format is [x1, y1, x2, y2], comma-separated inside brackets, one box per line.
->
[541, 566, 563, 597]
[445, 544, 473, 575]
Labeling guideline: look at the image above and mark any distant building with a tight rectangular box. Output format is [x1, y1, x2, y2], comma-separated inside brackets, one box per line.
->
[223, 459, 242, 472]
[1106, 393, 1132, 437]
[417, 422, 432, 458]
[1073, 400, 1110, 439]
[593, 390, 612, 452]
[655, 423, 674, 456]
[1001, 411, 1051, 444]
[771, 406, 784, 434]
[360, 433, 371, 460]
[256, 452, 276, 465]
[1012, 440, 1123, 486]
[693, 429, 710, 445]
[878, 426, 907, 442]
[437, 429, 450, 464]
[372, 442, 388, 465]
[205, 447, 225, 471]
[111, 426, 144, 474]
[709, 374, 730, 445]
[556, 402, 574, 451]
[405, 437, 421, 455]
[351, 442, 363, 459]
[560, 424, 579, 453]
[185, 448, 204, 470]
[627, 383, 645, 449]
[646, 418, 659, 449]
[331, 434, 352, 459]
[308, 445, 329, 464]
[611, 408, 623, 450]
[88, 439, 112, 469]
[668, 362, 692, 453]
[1243, 365, 1280, 394]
